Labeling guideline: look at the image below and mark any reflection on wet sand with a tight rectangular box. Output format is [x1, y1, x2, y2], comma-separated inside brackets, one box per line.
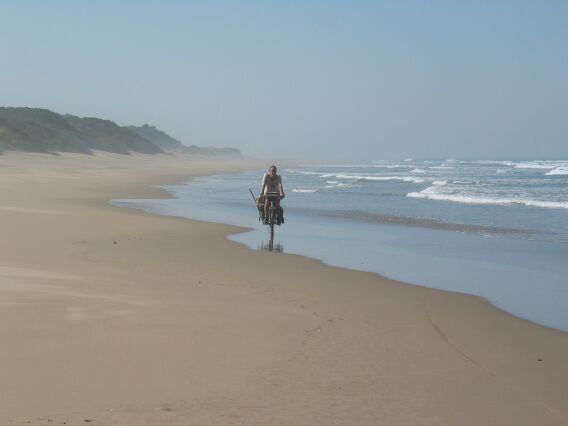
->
[259, 241, 284, 252]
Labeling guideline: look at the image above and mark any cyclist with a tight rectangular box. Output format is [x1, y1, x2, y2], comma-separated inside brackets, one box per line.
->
[260, 165, 285, 224]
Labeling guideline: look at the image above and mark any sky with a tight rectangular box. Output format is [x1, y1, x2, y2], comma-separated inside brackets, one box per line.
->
[1, 1, 566, 160]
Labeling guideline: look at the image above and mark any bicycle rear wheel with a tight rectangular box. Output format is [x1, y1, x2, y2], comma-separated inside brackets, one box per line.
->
[269, 206, 275, 242]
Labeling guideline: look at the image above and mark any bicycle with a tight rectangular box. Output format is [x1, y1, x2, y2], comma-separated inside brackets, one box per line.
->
[251, 190, 284, 247]
[264, 192, 283, 243]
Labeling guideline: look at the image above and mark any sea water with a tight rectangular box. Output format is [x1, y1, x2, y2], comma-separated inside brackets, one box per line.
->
[112, 159, 568, 331]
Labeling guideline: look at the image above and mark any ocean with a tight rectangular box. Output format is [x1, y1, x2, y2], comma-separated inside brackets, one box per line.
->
[112, 159, 568, 331]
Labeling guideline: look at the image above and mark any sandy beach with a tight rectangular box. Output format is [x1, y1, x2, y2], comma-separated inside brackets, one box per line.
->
[1, 152, 567, 426]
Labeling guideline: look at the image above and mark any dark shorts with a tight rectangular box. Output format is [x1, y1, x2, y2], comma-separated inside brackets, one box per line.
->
[264, 195, 280, 206]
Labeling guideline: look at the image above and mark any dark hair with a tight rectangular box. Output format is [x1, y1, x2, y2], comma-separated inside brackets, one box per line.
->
[269, 165, 277, 172]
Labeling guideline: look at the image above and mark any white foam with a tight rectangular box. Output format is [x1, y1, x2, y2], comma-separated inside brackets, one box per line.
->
[325, 183, 352, 189]
[546, 166, 568, 176]
[411, 168, 426, 173]
[407, 186, 568, 209]
[335, 174, 360, 180]
[514, 162, 559, 169]
[433, 180, 447, 186]
[522, 200, 568, 208]
[473, 160, 516, 166]
[429, 166, 456, 170]
[299, 164, 412, 169]
[335, 174, 425, 183]
[294, 171, 337, 178]
[298, 171, 327, 176]
[292, 188, 318, 193]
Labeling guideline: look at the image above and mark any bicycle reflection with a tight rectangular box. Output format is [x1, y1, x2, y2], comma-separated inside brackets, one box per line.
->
[259, 241, 284, 252]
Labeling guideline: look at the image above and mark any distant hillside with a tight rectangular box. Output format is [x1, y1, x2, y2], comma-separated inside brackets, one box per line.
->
[0, 107, 242, 157]
[183, 145, 242, 158]
[0, 107, 163, 155]
[128, 124, 184, 151]
[129, 124, 242, 158]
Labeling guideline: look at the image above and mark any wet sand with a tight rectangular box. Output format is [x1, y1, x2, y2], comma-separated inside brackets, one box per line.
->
[0, 152, 567, 425]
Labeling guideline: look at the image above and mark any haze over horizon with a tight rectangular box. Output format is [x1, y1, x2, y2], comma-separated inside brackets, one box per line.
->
[1, 1, 566, 161]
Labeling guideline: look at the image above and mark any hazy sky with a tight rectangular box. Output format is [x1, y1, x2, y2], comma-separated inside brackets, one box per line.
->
[1, 1, 566, 160]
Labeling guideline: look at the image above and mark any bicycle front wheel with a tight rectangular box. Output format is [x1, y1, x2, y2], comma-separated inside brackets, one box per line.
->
[269, 206, 275, 242]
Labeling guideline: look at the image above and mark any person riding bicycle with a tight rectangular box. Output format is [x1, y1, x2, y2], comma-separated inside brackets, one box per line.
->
[260, 165, 285, 225]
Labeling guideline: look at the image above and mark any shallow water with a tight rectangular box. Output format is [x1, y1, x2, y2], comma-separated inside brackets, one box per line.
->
[112, 160, 568, 331]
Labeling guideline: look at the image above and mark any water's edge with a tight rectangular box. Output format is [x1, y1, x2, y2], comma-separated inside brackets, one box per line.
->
[110, 173, 568, 334]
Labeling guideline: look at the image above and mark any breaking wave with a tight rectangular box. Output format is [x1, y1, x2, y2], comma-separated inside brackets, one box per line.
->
[292, 188, 319, 193]
[546, 166, 568, 176]
[407, 185, 568, 209]
[335, 174, 425, 183]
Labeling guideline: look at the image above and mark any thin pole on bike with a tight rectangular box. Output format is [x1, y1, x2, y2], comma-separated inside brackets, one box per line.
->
[249, 188, 262, 222]
[248, 188, 257, 204]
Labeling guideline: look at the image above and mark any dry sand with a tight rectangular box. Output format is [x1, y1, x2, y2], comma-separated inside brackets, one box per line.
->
[0, 152, 567, 425]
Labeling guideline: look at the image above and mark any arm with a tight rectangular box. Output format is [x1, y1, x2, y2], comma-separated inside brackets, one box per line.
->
[278, 176, 285, 198]
[260, 174, 267, 196]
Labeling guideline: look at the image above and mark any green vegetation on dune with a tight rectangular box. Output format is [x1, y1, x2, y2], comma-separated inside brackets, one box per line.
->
[128, 124, 184, 151]
[64, 116, 163, 155]
[129, 124, 242, 158]
[183, 145, 242, 157]
[0, 107, 162, 155]
[0, 107, 242, 157]
[0, 108, 92, 153]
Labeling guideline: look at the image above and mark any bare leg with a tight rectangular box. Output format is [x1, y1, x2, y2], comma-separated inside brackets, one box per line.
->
[274, 200, 281, 222]
[263, 198, 270, 223]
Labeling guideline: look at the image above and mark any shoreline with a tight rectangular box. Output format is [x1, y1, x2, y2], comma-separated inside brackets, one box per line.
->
[1, 152, 567, 425]
[125, 199, 568, 335]
[119, 171, 568, 333]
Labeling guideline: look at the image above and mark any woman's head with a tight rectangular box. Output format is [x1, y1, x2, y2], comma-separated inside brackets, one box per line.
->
[269, 165, 277, 174]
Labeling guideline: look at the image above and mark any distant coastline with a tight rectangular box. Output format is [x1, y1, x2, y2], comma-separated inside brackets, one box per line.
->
[0, 107, 241, 157]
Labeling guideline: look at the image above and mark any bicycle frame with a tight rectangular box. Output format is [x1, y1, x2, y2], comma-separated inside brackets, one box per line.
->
[263, 192, 281, 244]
